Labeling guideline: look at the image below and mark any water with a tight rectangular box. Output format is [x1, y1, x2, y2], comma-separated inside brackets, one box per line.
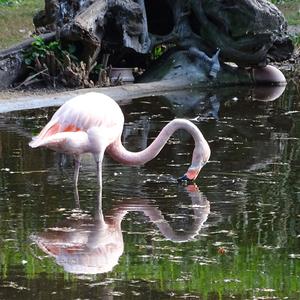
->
[0, 84, 299, 299]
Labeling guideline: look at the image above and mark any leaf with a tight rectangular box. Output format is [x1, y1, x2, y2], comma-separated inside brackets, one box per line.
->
[24, 58, 32, 65]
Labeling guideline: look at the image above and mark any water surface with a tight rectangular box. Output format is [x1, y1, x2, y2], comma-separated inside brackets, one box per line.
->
[0, 84, 299, 299]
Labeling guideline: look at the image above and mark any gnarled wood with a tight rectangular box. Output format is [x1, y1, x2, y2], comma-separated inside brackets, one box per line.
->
[0, 33, 56, 89]
[32, 0, 292, 67]
[0, 0, 294, 88]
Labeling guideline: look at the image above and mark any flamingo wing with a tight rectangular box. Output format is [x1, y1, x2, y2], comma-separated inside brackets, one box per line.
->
[29, 93, 124, 149]
[29, 113, 83, 148]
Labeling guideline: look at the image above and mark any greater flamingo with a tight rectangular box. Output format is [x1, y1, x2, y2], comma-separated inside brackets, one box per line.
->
[29, 92, 210, 188]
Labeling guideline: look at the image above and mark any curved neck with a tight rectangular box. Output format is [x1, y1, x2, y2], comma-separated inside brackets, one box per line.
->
[107, 119, 210, 175]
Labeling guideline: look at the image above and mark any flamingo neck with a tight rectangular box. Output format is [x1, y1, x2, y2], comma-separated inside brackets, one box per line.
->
[107, 119, 210, 177]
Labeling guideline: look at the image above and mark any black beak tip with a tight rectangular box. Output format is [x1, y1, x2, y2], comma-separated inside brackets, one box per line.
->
[177, 174, 194, 184]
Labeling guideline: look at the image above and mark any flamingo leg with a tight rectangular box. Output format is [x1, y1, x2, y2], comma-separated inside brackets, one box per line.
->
[94, 151, 105, 200]
[73, 154, 81, 187]
[96, 160, 102, 207]
[96, 160, 102, 188]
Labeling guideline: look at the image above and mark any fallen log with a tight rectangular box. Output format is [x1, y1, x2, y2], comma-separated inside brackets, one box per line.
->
[0, 33, 56, 89]
[0, 0, 294, 89]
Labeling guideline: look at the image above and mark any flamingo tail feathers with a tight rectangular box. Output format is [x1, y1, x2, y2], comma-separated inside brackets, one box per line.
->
[29, 118, 61, 147]
[29, 133, 68, 148]
[29, 118, 82, 148]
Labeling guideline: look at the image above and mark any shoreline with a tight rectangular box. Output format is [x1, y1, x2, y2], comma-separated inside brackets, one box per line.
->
[0, 79, 200, 113]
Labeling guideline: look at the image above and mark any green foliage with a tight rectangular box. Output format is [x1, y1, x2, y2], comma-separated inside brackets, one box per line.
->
[271, 0, 297, 4]
[24, 36, 79, 66]
[23, 36, 61, 66]
[0, 0, 22, 6]
[291, 34, 300, 46]
[115, 245, 300, 299]
[151, 45, 167, 60]
[92, 63, 102, 73]
[21, 35, 97, 87]
[151, 44, 177, 60]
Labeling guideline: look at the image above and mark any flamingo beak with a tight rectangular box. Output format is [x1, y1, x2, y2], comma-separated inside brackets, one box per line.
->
[177, 168, 200, 183]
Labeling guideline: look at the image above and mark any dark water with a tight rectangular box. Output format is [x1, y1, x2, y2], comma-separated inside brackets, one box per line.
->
[0, 84, 299, 299]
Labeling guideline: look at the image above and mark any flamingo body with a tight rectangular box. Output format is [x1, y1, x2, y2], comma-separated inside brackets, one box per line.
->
[29, 93, 124, 154]
[29, 92, 210, 187]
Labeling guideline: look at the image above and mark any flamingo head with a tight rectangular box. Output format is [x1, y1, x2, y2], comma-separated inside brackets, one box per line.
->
[177, 158, 209, 183]
[177, 138, 211, 183]
[177, 167, 201, 183]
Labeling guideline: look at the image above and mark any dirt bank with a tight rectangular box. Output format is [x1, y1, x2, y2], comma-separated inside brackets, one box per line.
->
[0, 79, 199, 113]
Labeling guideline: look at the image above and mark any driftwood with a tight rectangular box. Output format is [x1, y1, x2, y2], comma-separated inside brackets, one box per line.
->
[0, 33, 55, 89]
[33, 0, 292, 66]
[0, 0, 294, 88]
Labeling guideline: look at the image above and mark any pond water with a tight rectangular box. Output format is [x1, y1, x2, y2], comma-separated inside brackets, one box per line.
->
[0, 83, 299, 299]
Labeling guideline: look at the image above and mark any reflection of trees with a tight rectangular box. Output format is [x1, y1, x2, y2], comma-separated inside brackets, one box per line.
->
[0, 111, 57, 195]
[0, 109, 73, 252]
[207, 87, 299, 249]
[218, 82, 300, 249]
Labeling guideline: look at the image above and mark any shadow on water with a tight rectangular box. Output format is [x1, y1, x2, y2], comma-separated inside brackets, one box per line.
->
[0, 82, 300, 299]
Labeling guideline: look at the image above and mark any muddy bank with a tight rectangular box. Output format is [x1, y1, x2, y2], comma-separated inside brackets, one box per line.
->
[0, 79, 200, 113]
[0, 49, 298, 114]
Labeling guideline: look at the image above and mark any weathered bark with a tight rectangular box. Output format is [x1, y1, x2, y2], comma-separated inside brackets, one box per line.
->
[0, 33, 56, 89]
[189, 0, 293, 66]
[0, 0, 294, 89]
[61, 0, 108, 45]
[106, 0, 151, 53]
[32, 0, 292, 67]
[137, 49, 253, 85]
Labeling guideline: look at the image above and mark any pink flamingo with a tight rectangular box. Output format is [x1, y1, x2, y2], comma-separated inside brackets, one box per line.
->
[29, 92, 211, 188]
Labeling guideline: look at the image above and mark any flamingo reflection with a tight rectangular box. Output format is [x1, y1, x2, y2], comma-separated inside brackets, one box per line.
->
[30, 185, 210, 274]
